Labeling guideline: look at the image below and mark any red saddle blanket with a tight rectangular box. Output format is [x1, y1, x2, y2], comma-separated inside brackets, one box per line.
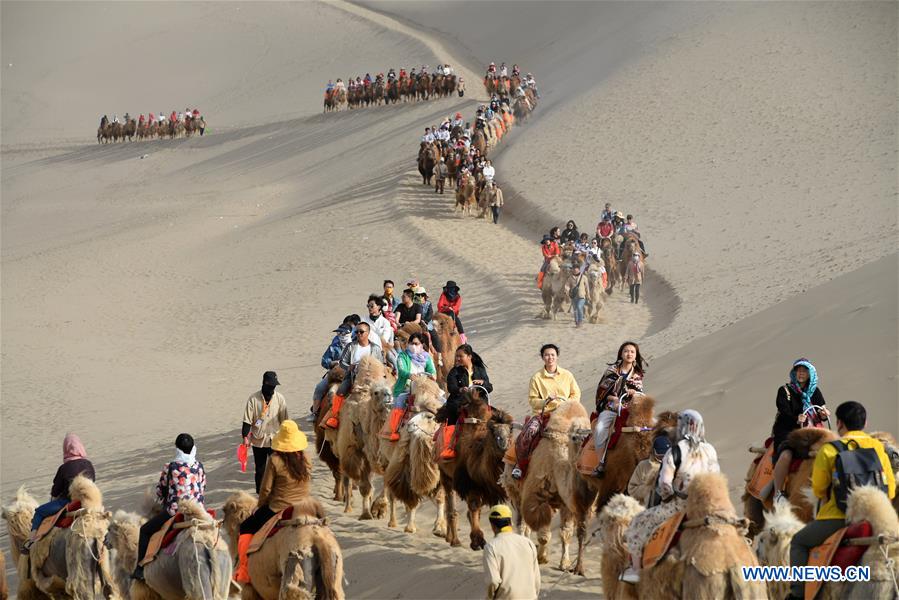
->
[35, 500, 82, 541]
[142, 508, 217, 566]
[159, 509, 217, 550]
[832, 521, 873, 570]
[248, 505, 324, 555]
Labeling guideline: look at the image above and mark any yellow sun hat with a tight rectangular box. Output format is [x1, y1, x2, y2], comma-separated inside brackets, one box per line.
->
[489, 504, 513, 520]
[271, 420, 308, 453]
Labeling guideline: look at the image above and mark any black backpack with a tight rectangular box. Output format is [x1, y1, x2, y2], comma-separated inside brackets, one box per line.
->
[829, 439, 888, 512]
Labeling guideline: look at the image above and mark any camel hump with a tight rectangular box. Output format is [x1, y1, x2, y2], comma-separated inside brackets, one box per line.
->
[545, 400, 588, 432]
[68, 475, 102, 509]
[685, 472, 735, 520]
[845, 485, 898, 534]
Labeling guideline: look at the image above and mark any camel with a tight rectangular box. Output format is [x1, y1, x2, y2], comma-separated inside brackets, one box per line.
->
[314, 366, 348, 502]
[870, 431, 899, 514]
[438, 388, 514, 550]
[3, 476, 117, 599]
[577, 395, 678, 511]
[471, 130, 487, 157]
[359, 366, 400, 527]
[619, 235, 644, 291]
[601, 242, 619, 293]
[743, 427, 838, 536]
[583, 262, 607, 323]
[756, 486, 899, 600]
[116, 500, 231, 600]
[329, 355, 391, 520]
[501, 400, 598, 574]
[0, 549, 6, 600]
[106, 510, 143, 599]
[539, 257, 573, 320]
[418, 143, 438, 185]
[454, 173, 476, 216]
[637, 473, 765, 599]
[222, 494, 345, 600]
[383, 375, 448, 535]
[596, 494, 643, 600]
[392, 315, 460, 390]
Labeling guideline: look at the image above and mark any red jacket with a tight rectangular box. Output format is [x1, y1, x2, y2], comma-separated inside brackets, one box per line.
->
[438, 293, 462, 316]
[542, 241, 561, 260]
[597, 222, 614, 239]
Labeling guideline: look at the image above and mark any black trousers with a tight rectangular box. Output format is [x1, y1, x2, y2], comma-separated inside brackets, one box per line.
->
[136, 512, 171, 565]
[252, 446, 272, 493]
[239, 505, 277, 535]
[629, 283, 641, 303]
[492, 206, 501, 224]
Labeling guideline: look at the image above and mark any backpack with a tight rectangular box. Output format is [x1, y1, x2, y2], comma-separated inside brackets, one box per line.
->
[829, 439, 888, 512]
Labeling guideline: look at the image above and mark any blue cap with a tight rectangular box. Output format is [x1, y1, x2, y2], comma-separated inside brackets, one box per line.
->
[652, 436, 672, 456]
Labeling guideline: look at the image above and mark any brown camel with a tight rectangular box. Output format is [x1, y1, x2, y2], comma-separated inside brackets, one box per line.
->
[314, 366, 348, 502]
[122, 500, 232, 600]
[222, 493, 345, 600]
[596, 494, 642, 600]
[1, 486, 38, 596]
[577, 395, 678, 511]
[743, 427, 838, 536]
[384, 375, 448, 535]
[13, 476, 117, 599]
[438, 388, 514, 550]
[756, 486, 899, 600]
[392, 316, 460, 390]
[454, 173, 476, 216]
[539, 257, 572, 320]
[329, 355, 391, 519]
[360, 366, 398, 527]
[471, 130, 487, 156]
[619, 235, 644, 291]
[502, 400, 598, 574]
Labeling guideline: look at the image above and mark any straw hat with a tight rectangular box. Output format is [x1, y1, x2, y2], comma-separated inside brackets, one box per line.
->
[271, 420, 308, 453]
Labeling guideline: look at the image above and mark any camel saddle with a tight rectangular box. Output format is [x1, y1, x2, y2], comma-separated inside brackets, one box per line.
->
[33, 500, 82, 543]
[805, 521, 873, 600]
[248, 506, 326, 555]
[746, 437, 805, 504]
[379, 399, 415, 441]
[140, 509, 217, 566]
[434, 423, 456, 462]
[642, 511, 686, 569]
[513, 414, 551, 479]
[576, 411, 648, 476]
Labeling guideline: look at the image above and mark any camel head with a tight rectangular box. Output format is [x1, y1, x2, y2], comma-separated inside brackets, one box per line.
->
[107, 510, 142, 565]
[486, 408, 514, 453]
[370, 379, 394, 413]
[597, 493, 645, 545]
[2, 486, 38, 546]
[755, 500, 803, 567]
[221, 491, 257, 552]
[685, 472, 737, 521]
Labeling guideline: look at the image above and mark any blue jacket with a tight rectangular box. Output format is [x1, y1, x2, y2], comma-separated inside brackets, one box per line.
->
[321, 335, 345, 370]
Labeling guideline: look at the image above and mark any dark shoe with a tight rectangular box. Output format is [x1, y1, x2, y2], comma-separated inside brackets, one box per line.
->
[592, 464, 606, 479]
[511, 467, 523, 480]
[131, 565, 145, 581]
[21, 539, 33, 555]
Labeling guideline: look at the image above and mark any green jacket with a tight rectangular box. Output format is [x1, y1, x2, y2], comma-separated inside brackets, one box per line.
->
[393, 350, 436, 396]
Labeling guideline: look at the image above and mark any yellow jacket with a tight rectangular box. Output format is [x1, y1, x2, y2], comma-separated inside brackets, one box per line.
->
[527, 367, 581, 414]
[811, 430, 896, 521]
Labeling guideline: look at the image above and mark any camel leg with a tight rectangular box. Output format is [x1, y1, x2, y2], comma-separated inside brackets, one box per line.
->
[359, 470, 374, 520]
[558, 506, 574, 572]
[536, 526, 551, 565]
[432, 488, 447, 537]
[404, 504, 417, 534]
[468, 500, 486, 551]
[342, 475, 353, 513]
[442, 476, 461, 547]
[573, 517, 589, 576]
[371, 486, 388, 520]
[387, 493, 398, 528]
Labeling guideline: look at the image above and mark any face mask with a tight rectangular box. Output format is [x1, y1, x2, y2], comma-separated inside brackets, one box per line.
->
[339, 334, 352, 345]
[261, 384, 276, 401]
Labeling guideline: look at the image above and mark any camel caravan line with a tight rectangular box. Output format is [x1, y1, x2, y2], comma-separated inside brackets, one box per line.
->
[97, 111, 206, 144]
[324, 64, 463, 112]
[3, 475, 345, 599]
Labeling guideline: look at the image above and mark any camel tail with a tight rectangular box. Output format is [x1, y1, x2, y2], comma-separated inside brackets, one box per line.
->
[315, 528, 345, 600]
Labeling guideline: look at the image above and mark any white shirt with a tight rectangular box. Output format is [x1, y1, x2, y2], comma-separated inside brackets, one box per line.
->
[352, 344, 373, 364]
[658, 440, 720, 499]
[363, 314, 394, 347]
[421, 133, 435, 144]
[482, 165, 496, 181]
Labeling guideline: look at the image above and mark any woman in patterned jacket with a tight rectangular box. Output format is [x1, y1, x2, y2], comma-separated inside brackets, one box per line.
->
[132, 433, 206, 581]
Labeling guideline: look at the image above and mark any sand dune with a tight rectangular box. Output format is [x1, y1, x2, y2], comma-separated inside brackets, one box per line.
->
[2, 0, 896, 596]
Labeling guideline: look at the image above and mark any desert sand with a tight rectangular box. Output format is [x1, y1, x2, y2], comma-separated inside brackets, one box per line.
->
[1, 0, 896, 596]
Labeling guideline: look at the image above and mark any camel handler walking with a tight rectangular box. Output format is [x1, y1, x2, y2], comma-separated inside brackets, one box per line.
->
[434, 157, 448, 194]
[511, 343, 581, 479]
[242, 371, 289, 493]
[483, 504, 540, 599]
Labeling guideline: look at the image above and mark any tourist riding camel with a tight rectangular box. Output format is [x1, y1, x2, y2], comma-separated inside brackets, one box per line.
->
[324, 321, 385, 429]
[768, 358, 828, 503]
[511, 343, 581, 480]
[363, 293, 395, 350]
[592, 341, 648, 478]
[621, 410, 720, 583]
[309, 320, 355, 422]
[436, 344, 492, 460]
[385, 333, 437, 441]
[132, 433, 206, 581]
[627, 435, 672, 506]
[786, 400, 895, 600]
[537, 235, 561, 289]
[234, 420, 312, 585]
[22, 433, 96, 554]
[437, 281, 466, 344]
